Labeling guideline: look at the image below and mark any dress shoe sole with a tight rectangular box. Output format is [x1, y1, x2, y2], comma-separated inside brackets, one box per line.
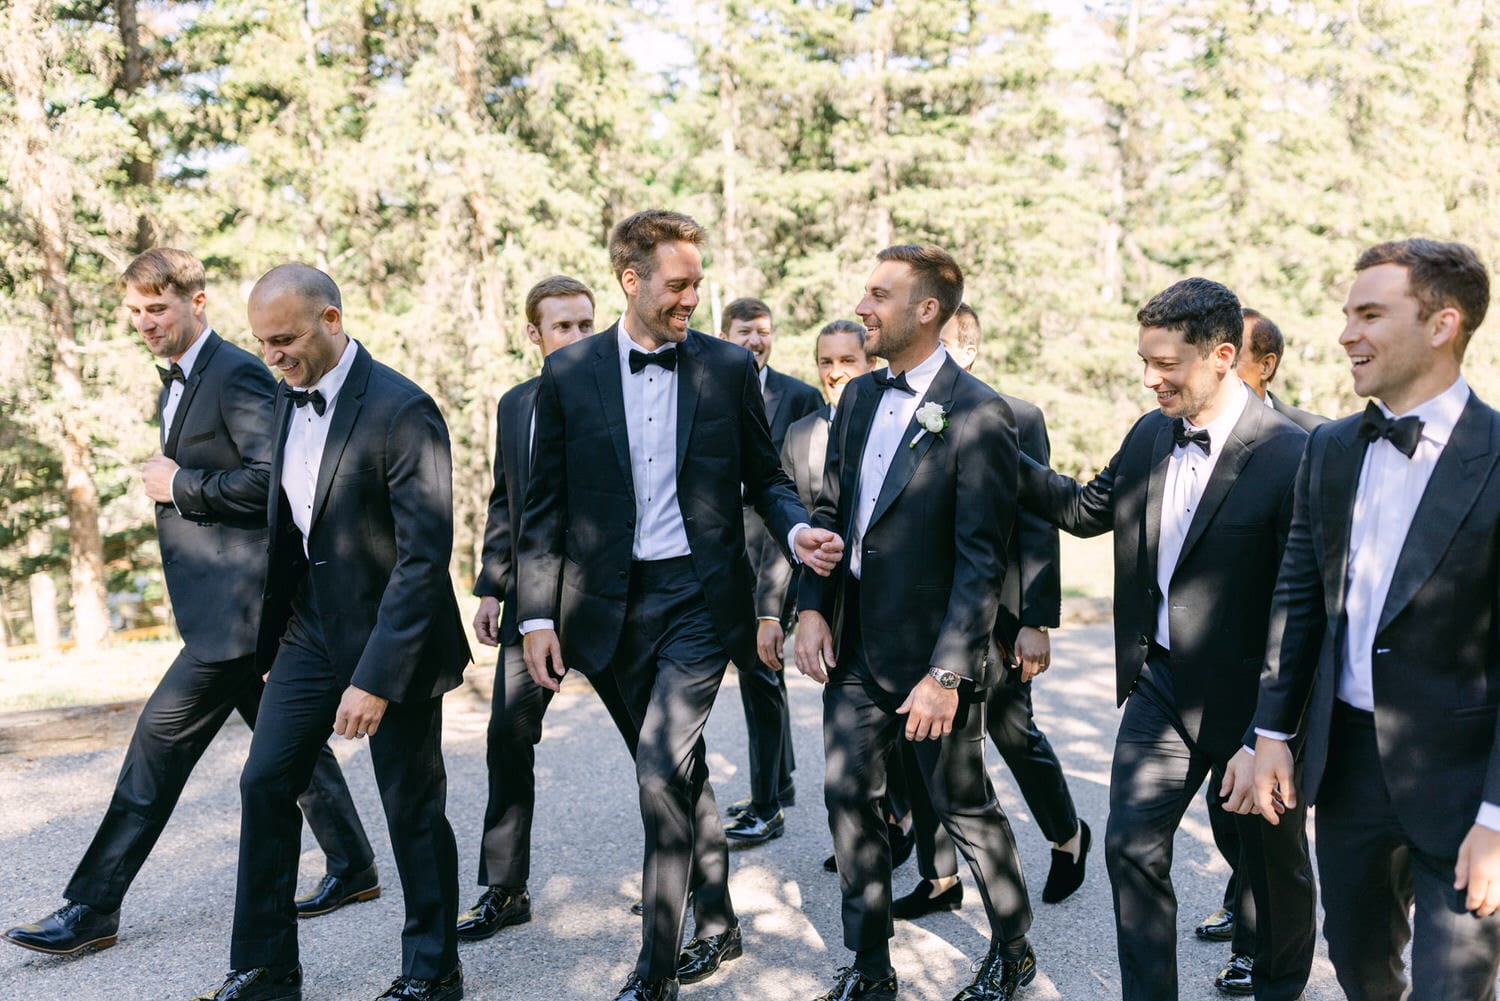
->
[455, 909, 531, 941]
[2, 931, 117, 956]
[678, 939, 743, 985]
[724, 827, 784, 848]
[296, 885, 381, 919]
[1214, 981, 1254, 997]
[1195, 925, 1235, 942]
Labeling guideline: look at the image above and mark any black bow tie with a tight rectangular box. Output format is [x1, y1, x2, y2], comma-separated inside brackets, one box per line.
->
[157, 363, 185, 387]
[629, 347, 677, 374]
[872, 369, 915, 395]
[1172, 419, 1212, 455]
[1357, 401, 1424, 458]
[288, 388, 327, 416]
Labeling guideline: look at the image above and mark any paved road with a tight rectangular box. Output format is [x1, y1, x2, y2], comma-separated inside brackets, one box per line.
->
[0, 622, 1343, 1000]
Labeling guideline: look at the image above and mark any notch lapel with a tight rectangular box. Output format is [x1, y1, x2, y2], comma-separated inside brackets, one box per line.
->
[1142, 418, 1174, 584]
[810, 409, 831, 490]
[1175, 401, 1261, 570]
[675, 333, 705, 473]
[1319, 422, 1368, 619]
[838, 380, 881, 540]
[592, 328, 635, 496]
[307, 347, 369, 532]
[514, 381, 536, 493]
[762, 367, 785, 434]
[867, 359, 960, 531]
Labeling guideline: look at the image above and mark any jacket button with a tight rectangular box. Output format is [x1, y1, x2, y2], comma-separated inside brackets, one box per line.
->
[1138, 634, 1150, 647]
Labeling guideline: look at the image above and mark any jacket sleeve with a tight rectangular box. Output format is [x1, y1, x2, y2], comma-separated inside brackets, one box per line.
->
[517, 362, 567, 622]
[171, 359, 276, 523]
[1015, 407, 1062, 629]
[472, 397, 512, 599]
[741, 354, 810, 561]
[1019, 440, 1122, 539]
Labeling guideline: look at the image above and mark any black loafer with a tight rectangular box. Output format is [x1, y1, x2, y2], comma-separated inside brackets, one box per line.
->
[677, 924, 742, 984]
[811, 966, 898, 1001]
[455, 886, 530, 940]
[724, 808, 785, 846]
[612, 973, 678, 1000]
[295, 862, 381, 918]
[1214, 953, 1253, 996]
[892, 878, 963, 920]
[3, 901, 119, 956]
[1040, 820, 1090, 904]
[187, 965, 302, 1001]
[953, 944, 1036, 1001]
[373, 965, 463, 1000]
[1195, 905, 1236, 942]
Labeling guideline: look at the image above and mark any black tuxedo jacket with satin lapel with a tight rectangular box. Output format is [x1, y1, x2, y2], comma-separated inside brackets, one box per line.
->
[517, 326, 809, 678]
[256, 344, 470, 702]
[473, 376, 538, 647]
[798, 357, 1019, 692]
[1022, 398, 1307, 757]
[748, 370, 824, 621]
[1267, 391, 1330, 434]
[1253, 394, 1500, 857]
[157, 330, 277, 663]
[995, 392, 1062, 651]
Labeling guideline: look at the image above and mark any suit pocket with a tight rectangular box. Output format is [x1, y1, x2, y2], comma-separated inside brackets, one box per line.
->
[182, 430, 216, 446]
[1448, 703, 1499, 720]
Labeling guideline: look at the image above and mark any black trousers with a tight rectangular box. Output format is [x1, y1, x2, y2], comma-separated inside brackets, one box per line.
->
[476, 642, 640, 889]
[231, 589, 458, 979]
[1316, 701, 1500, 1001]
[1203, 762, 1255, 955]
[908, 666, 1080, 882]
[737, 653, 795, 812]
[1106, 658, 1314, 1001]
[64, 647, 371, 913]
[610, 557, 736, 983]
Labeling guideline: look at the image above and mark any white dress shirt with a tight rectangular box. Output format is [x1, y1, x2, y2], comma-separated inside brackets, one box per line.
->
[849, 345, 948, 580]
[162, 327, 212, 513]
[617, 320, 692, 560]
[281, 338, 359, 555]
[1155, 378, 1249, 647]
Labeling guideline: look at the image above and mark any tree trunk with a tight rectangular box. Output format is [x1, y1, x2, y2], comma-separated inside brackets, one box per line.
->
[27, 533, 60, 649]
[1100, 0, 1140, 305]
[868, 0, 894, 249]
[115, 0, 155, 252]
[718, 0, 742, 303]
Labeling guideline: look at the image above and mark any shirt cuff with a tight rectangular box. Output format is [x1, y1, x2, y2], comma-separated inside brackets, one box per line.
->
[1253, 727, 1295, 743]
[519, 618, 554, 635]
[169, 468, 184, 515]
[1477, 803, 1500, 833]
[787, 522, 810, 563]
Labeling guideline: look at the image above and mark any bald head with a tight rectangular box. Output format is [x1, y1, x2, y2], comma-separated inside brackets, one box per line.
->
[250, 263, 342, 317]
[248, 264, 349, 388]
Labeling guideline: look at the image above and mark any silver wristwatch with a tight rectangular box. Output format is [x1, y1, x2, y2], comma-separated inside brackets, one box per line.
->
[928, 666, 961, 689]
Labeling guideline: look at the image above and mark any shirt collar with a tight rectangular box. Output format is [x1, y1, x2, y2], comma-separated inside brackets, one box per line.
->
[1183, 376, 1249, 453]
[305, 337, 359, 406]
[618, 314, 677, 360]
[888, 344, 948, 398]
[1378, 376, 1470, 448]
[173, 326, 212, 378]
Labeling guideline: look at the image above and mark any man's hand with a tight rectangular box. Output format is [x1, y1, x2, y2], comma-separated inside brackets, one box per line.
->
[1456, 824, 1500, 916]
[896, 674, 959, 741]
[794, 528, 844, 577]
[793, 609, 834, 684]
[473, 596, 502, 647]
[333, 684, 389, 741]
[522, 628, 566, 692]
[142, 452, 180, 504]
[1219, 746, 1258, 814]
[1015, 626, 1051, 682]
[1248, 735, 1297, 825]
[757, 618, 785, 671]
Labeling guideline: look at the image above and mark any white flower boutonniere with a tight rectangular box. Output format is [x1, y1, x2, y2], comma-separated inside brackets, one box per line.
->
[909, 402, 949, 448]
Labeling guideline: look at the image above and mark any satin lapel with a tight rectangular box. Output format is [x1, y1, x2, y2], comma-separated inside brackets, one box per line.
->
[1377, 396, 1499, 635]
[810, 411, 830, 490]
[514, 380, 537, 493]
[762, 368, 785, 435]
[308, 348, 370, 531]
[868, 358, 960, 531]
[163, 332, 221, 459]
[1142, 419, 1174, 584]
[1175, 400, 1260, 570]
[675, 333, 705, 472]
[592, 328, 635, 494]
[1319, 421, 1367, 618]
[267, 386, 295, 538]
[157, 383, 170, 449]
[839, 380, 880, 538]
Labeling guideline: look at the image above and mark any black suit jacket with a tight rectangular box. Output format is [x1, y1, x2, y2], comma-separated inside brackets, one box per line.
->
[994, 393, 1062, 653]
[257, 343, 470, 702]
[1022, 397, 1307, 757]
[473, 377, 538, 647]
[157, 330, 276, 663]
[747, 371, 823, 623]
[1254, 394, 1500, 856]
[517, 327, 809, 677]
[1267, 391, 1329, 433]
[798, 357, 1019, 692]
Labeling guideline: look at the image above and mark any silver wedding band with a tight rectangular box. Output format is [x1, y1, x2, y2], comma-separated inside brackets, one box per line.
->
[356, 730, 367, 739]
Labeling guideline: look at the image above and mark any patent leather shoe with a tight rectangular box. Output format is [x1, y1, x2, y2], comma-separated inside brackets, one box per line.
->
[295, 861, 381, 918]
[724, 808, 785, 846]
[187, 965, 302, 1001]
[1213, 953, 1254, 996]
[1040, 820, 1090, 904]
[3, 901, 119, 956]
[953, 943, 1036, 1001]
[612, 973, 678, 1000]
[677, 923, 742, 984]
[892, 878, 963, 920]
[1195, 904, 1236, 942]
[811, 966, 898, 1001]
[726, 783, 796, 818]
[373, 964, 462, 1000]
[455, 885, 530, 940]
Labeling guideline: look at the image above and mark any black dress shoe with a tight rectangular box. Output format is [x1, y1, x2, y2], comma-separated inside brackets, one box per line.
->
[1195, 905, 1236, 942]
[3, 901, 119, 956]
[677, 924, 742, 984]
[187, 965, 302, 1001]
[612, 973, 679, 1000]
[726, 783, 796, 818]
[295, 861, 381, 918]
[811, 966, 898, 1001]
[455, 886, 531, 940]
[892, 878, 964, 920]
[373, 965, 463, 1000]
[630, 898, 644, 916]
[1214, 953, 1254, 996]
[1040, 819, 1090, 904]
[724, 808, 785, 846]
[822, 853, 838, 873]
[953, 943, 1036, 1001]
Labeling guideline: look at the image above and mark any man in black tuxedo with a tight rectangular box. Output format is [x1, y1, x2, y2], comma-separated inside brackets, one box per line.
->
[795, 245, 1037, 1001]
[517, 210, 842, 1001]
[891, 303, 1089, 924]
[191, 264, 469, 1001]
[717, 296, 823, 845]
[1021, 278, 1314, 1001]
[1231, 239, 1500, 1001]
[1237, 308, 1328, 433]
[3, 249, 373, 960]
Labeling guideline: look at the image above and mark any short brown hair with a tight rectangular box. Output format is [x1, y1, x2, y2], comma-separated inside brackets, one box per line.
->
[721, 297, 771, 333]
[524, 275, 594, 328]
[875, 244, 964, 328]
[1355, 239, 1490, 347]
[946, 303, 981, 354]
[121, 248, 205, 298]
[608, 210, 706, 283]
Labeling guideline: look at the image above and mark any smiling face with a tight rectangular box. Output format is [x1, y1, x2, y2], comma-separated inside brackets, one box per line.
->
[527, 293, 594, 358]
[248, 290, 348, 388]
[125, 283, 207, 361]
[855, 260, 932, 367]
[724, 313, 773, 370]
[816, 330, 874, 405]
[622, 240, 703, 348]
[1339, 262, 1460, 412]
[1138, 324, 1235, 423]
